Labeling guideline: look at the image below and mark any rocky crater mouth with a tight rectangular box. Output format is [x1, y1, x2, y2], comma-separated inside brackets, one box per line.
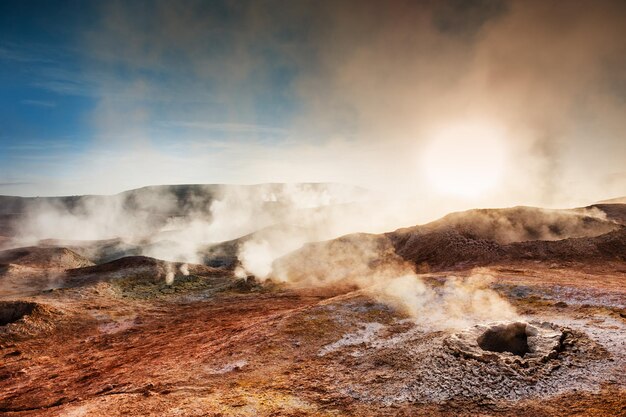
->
[446, 321, 565, 366]
[477, 322, 530, 357]
[0, 301, 38, 326]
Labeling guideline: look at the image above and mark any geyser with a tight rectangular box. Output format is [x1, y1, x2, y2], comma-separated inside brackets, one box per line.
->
[477, 322, 530, 357]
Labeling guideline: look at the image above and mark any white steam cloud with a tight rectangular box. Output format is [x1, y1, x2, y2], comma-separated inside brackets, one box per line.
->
[371, 274, 518, 330]
[4, 1, 624, 209]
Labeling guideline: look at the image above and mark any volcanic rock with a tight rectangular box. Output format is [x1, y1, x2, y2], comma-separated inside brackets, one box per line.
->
[0, 246, 94, 269]
[445, 321, 564, 366]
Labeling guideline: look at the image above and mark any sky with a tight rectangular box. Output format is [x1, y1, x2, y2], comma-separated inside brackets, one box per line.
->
[0, 0, 624, 208]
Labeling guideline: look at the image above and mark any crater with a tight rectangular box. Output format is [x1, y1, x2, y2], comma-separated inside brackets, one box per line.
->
[445, 320, 565, 366]
[477, 322, 530, 357]
[0, 301, 38, 326]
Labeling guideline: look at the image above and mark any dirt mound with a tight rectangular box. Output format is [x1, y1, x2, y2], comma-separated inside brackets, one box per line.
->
[402, 323, 608, 402]
[271, 233, 409, 286]
[446, 321, 565, 364]
[0, 246, 94, 269]
[395, 206, 619, 245]
[67, 255, 170, 275]
[67, 255, 219, 276]
[273, 206, 626, 276]
[65, 256, 228, 298]
[0, 300, 37, 326]
[38, 238, 142, 263]
[384, 205, 625, 271]
[388, 229, 505, 271]
[588, 203, 626, 225]
[388, 227, 626, 271]
[506, 228, 626, 263]
[0, 263, 67, 297]
[0, 300, 60, 340]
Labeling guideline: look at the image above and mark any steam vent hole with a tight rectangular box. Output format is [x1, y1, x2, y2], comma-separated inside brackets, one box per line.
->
[0, 301, 36, 326]
[477, 322, 530, 357]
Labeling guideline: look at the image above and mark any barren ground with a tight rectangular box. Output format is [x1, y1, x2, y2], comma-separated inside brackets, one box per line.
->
[1, 200, 625, 416]
[1, 262, 624, 416]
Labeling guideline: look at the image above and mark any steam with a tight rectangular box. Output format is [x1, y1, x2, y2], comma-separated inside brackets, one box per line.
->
[233, 266, 247, 279]
[371, 274, 518, 330]
[8, 182, 618, 278]
[9, 183, 422, 263]
[14, 190, 175, 244]
[238, 239, 275, 279]
[423, 206, 617, 244]
[270, 230, 518, 330]
[4, 1, 623, 208]
[7, 182, 616, 330]
[2, 1, 623, 340]
[164, 264, 175, 286]
[164, 263, 190, 286]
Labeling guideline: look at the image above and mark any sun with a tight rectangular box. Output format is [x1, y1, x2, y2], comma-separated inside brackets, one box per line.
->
[421, 121, 507, 198]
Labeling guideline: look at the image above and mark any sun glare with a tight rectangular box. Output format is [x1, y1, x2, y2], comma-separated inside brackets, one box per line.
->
[421, 122, 506, 198]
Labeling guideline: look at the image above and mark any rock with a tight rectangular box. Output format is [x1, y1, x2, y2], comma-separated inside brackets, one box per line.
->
[444, 321, 565, 368]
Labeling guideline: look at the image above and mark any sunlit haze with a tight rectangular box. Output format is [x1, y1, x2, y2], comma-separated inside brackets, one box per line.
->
[1, 0, 625, 214]
[421, 121, 507, 197]
[1, 3, 625, 414]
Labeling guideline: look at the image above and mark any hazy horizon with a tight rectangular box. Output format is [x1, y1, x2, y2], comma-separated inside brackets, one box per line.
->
[1, 0, 625, 210]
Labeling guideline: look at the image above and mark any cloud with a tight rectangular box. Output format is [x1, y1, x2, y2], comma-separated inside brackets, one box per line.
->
[160, 121, 288, 135]
[0, 42, 57, 64]
[5, 140, 74, 151]
[289, 0, 626, 205]
[3, 0, 625, 208]
[20, 99, 57, 108]
[0, 182, 31, 188]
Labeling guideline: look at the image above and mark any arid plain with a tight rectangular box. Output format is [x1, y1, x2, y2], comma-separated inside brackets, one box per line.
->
[0, 185, 624, 416]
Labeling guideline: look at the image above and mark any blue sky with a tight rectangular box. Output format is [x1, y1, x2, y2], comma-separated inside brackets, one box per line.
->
[0, 0, 308, 195]
[0, 0, 624, 205]
[0, 1, 95, 188]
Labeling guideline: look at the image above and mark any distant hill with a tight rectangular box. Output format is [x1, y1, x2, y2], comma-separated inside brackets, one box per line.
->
[596, 196, 626, 204]
[0, 183, 365, 238]
[388, 204, 625, 270]
[274, 204, 626, 280]
[0, 246, 94, 269]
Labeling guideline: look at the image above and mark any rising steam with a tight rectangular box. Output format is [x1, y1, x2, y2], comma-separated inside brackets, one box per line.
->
[371, 274, 519, 330]
[270, 229, 519, 330]
[5, 181, 619, 331]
